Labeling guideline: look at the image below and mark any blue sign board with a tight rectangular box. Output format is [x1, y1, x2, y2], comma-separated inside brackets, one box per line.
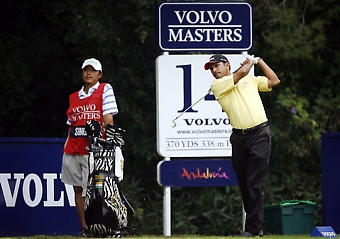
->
[157, 159, 238, 187]
[0, 137, 79, 237]
[157, 2, 252, 52]
[322, 133, 340, 233]
[310, 226, 338, 237]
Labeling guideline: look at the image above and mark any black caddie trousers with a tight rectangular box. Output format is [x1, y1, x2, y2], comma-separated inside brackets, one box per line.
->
[230, 124, 271, 234]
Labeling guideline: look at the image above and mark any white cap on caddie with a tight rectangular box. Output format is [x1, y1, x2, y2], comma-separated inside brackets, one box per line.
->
[81, 58, 102, 71]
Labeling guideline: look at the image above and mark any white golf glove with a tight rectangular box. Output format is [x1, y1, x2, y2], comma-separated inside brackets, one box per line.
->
[246, 54, 260, 64]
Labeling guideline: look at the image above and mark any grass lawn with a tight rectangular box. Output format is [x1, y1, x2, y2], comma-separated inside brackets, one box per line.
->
[0, 235, 317, 239]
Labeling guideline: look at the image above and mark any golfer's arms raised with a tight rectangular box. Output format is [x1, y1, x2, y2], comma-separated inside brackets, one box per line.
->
[233, 58, 253, 84]
[258, 58, 280, 88]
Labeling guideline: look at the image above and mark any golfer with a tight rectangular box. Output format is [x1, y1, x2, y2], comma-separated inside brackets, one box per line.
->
[204, 54, 280, 237]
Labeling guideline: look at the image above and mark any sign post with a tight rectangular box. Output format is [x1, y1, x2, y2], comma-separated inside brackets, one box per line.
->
[156, 1, 253, 236]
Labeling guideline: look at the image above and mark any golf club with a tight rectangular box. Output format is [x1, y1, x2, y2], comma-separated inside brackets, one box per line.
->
[171, 64, 243, 128]
[172, 89, 212, 128]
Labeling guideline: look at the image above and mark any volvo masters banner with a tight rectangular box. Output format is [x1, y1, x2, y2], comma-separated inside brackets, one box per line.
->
[0, 137, 79, 237]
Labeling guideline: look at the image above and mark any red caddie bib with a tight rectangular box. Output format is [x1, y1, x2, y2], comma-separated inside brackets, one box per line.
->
[64, 83, 105, 155]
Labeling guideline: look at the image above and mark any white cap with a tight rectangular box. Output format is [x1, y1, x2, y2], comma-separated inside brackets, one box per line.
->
[81, 58, 102, 71]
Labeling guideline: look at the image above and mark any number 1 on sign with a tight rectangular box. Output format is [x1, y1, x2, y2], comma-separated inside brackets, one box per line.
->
[176, 64, 215, 114]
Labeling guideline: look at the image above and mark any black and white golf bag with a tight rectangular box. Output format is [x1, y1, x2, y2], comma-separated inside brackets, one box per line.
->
[84, 120, 134, 238]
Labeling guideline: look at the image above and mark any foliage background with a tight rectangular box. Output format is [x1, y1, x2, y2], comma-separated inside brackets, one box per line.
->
[1, 0, 339, 236]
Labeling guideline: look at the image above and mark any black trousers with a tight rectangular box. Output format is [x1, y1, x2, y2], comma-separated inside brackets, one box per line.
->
[230, 125, 271, 234]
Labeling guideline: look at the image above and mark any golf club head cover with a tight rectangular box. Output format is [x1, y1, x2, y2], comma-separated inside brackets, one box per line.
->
[85, 120, 102, 138]
[106, 124, 125, 148]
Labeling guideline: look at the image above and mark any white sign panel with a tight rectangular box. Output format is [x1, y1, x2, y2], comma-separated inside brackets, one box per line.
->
[156, 54, 253, 157]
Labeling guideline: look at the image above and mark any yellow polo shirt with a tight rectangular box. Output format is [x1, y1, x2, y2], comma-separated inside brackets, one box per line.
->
[211, 74, 271, 129]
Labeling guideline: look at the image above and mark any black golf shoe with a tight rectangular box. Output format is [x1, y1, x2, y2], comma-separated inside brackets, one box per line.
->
[78, 227, 94, 238]
[238, 230, 264, 237]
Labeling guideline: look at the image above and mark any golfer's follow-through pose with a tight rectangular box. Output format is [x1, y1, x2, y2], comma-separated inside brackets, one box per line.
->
[204, 54, 280, 237]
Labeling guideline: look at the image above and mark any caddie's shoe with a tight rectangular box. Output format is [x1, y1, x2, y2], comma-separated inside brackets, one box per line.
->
[239, 230, 264, 237]
[78, 227, 94, 238]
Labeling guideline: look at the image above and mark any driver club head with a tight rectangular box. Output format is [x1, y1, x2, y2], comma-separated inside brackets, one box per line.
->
[172, 120, 177, 128]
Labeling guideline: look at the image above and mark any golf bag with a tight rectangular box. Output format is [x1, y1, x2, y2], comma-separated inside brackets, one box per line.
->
[84, 120, 134, 238]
